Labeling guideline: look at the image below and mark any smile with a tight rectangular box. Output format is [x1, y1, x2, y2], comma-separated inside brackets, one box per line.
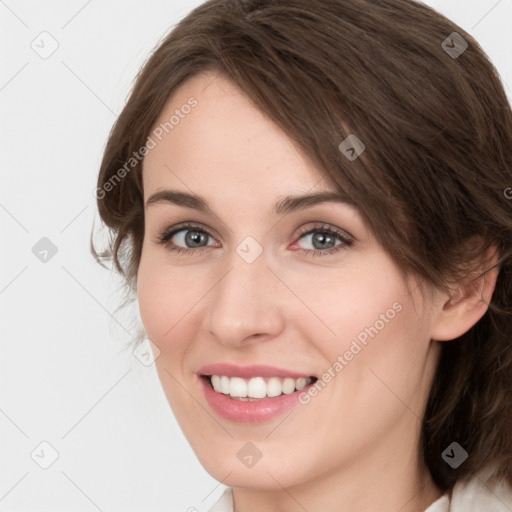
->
[209, 375, 313, 399]
[198, 364, 318, 423]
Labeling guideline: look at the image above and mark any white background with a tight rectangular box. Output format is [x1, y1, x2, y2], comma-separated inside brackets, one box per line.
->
[1, 1, 511, 510]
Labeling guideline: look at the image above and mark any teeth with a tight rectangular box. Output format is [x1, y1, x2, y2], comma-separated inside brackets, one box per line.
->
[296, 377, 307, 390]
[211, 375, 222, 392]
[282, 378, 296, 394]
[220, 376, 231, 394]
[247, 377, 266, 398]
[230, 377, 248, 398]
[266, 377, 282, 398]
[209, 375, 313, 399]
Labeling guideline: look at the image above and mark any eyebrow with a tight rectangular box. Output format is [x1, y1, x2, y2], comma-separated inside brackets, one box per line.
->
[145, 189, 354, 216]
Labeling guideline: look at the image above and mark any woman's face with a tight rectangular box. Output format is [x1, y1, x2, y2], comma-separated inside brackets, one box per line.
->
[137, 72, 442, 490]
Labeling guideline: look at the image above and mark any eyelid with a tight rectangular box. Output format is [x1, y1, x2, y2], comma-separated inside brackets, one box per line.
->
[294, 223, 354, 243]
[156, 221, 218, 245]
[155, 220, 355, 256]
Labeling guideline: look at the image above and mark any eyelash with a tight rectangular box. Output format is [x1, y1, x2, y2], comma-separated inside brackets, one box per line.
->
[156, 222, 354, 257]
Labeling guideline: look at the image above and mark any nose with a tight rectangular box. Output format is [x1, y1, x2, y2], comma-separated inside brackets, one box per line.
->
[203, 248, 285, 348]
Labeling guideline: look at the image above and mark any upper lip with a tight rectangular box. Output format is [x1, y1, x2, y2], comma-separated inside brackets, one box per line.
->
[198, 363, 315, 379]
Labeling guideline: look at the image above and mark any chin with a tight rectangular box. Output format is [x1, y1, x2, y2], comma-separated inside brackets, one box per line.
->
[192, 441, 313, 490]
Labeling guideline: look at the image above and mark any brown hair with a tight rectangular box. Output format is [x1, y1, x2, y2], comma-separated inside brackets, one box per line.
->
[92, 0, 512, 492]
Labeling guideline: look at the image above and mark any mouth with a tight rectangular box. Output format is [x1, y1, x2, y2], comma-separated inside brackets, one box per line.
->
[197, 365, 318, 423]
[201, 374, 318, 400]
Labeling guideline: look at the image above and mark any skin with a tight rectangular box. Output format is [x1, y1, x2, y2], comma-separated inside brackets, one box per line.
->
[136, 71, 499, 512]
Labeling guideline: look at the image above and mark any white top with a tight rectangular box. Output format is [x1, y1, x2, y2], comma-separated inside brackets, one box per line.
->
[208, 472, 512, 511]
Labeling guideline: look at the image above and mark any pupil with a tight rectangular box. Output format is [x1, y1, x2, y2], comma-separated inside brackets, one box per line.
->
[187, 231, 205, 247]
[314, 233, 333, 249]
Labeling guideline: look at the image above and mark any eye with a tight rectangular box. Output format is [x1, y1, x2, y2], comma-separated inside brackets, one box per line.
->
[293, 223, 353, 257]
[156, 222, 218, 255]
[155, 222, 354, 257]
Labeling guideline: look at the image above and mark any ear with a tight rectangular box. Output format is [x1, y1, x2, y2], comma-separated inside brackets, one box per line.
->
[430, 245, 500, 341]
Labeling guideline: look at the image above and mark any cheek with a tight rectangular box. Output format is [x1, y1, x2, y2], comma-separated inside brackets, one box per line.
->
[136, 259, 166, 344]
[320, 289, 430, 436]
[301, 258, 429, 412]
[291, 255, 410, 352]
[136, 248, 210, 364]
[137, 248, 183, 347]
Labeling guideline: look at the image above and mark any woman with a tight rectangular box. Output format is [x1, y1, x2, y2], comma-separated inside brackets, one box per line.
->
[92, 0, 512, 510]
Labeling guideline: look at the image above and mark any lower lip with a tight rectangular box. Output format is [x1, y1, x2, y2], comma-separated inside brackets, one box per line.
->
[200, 377, 313, 424]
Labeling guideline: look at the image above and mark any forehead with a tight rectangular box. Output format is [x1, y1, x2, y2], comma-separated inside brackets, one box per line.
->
[141, 72, 334, 202]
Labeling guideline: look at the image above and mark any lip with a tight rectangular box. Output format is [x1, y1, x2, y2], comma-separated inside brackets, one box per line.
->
[198, 363, 314, 379]
[198, 364, 317, 424]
